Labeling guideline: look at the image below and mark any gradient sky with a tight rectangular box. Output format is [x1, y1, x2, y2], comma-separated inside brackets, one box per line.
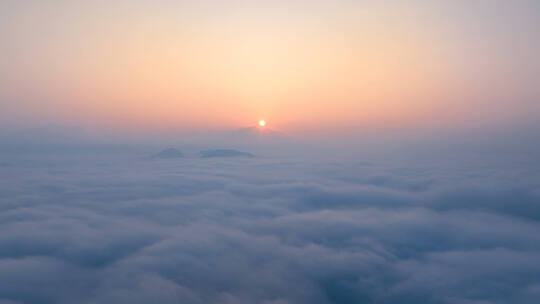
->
[1, 0, 539, 133]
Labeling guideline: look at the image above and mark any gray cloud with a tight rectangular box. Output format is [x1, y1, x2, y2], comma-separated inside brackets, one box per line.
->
[0, 151, 539, 303]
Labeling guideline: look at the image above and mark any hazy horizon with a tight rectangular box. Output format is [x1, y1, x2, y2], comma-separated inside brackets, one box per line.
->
[1, 1, 540, 304]
[2, 0, 540, 134]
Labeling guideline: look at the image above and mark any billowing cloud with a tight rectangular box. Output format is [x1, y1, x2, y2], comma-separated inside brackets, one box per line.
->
[0, 151, 539, 304]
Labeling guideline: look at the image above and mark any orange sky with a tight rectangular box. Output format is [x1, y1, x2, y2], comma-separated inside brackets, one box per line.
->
[1, 1, 539, 133]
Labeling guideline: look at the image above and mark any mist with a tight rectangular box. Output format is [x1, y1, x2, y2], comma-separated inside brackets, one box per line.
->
[1, 122, 539, 304]
[2, 0, 540, 303]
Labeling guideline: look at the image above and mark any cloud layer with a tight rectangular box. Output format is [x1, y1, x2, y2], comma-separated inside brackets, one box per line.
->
[0, 152, 539, 304]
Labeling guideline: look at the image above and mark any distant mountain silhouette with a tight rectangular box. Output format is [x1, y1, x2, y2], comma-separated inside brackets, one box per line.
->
[200, 149, 254, 158]
[152, 148, 184, 159]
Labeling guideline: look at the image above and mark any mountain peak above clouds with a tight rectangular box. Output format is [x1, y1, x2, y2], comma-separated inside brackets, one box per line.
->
[152, 147, 184, 159]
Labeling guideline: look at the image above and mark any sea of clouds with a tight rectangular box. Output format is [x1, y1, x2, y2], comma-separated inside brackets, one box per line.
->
[0, 148, 539, 304]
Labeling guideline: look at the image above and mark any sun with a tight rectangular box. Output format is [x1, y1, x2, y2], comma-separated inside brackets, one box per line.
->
[259, 120, 266, 127]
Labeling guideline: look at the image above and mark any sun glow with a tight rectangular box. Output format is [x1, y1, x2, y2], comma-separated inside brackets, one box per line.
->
[259, 120, 266, 127]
